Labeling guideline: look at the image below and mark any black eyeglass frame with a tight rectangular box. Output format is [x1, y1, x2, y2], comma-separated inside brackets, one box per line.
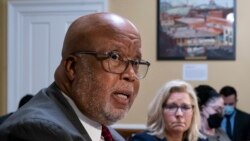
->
[72, 51, 150, 79]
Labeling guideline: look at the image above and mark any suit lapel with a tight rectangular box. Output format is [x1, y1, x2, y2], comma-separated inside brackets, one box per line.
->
[47, 83, 92, 141]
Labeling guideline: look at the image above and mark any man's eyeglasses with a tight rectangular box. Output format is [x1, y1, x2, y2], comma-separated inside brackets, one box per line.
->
[163, 103, 194, 115]
[73, 51, 150, 79]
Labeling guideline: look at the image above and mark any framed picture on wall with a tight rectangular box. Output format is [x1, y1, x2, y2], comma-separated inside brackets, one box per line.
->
[157, 0, 236, 60]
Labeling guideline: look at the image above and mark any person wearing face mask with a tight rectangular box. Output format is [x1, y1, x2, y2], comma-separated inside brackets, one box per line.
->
[195, 85, 231, 141]
[219, 86, 250, 141]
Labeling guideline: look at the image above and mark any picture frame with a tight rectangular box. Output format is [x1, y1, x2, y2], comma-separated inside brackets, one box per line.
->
[157, 0, 236, 60]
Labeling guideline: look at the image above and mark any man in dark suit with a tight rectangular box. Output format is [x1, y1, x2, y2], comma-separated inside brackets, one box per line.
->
[0, 12, 150, 141]
[220, 86, 250, 141]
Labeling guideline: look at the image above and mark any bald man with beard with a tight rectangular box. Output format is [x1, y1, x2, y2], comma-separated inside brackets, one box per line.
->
[0, 13, 150, 141]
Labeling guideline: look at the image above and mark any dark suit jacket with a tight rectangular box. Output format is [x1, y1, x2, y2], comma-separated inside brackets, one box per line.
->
[129, 131, 207, 141]
[0, 82, 123, 141]
[0, 113, 13, 125]
[129, 131, 166, 141]
[232, 109, 250, 141]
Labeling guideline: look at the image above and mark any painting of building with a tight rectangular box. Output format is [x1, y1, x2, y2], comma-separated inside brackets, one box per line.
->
[157, 0, 235, 60]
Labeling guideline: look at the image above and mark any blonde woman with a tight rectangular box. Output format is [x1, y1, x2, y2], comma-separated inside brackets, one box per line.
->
[130, 80, 205, 141]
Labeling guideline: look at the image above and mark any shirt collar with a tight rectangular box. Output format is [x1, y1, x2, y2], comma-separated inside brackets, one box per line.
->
[61, 92, 102, 141]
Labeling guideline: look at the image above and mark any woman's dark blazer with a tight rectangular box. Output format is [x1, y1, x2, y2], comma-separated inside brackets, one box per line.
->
[129, 131, 207, 141]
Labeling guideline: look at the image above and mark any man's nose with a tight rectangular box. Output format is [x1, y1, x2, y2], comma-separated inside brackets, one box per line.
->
[120, 63, 137, 81]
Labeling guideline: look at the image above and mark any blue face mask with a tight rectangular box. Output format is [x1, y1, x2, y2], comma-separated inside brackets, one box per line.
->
[224, 105, 235, 116]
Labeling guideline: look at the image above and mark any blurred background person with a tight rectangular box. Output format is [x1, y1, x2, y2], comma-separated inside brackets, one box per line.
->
[130, 80, 205, 141]
[195, 85, 230, 141]
[219, 86, 250, 141]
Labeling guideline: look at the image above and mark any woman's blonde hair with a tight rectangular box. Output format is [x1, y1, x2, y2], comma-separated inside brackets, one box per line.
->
[147, 80, 201, 141]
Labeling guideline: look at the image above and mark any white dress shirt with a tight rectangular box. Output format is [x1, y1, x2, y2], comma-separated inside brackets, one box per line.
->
[62, 93, 103, 141]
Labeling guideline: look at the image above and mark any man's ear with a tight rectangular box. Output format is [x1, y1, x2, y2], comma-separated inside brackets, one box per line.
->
[64, 55, 78, 81]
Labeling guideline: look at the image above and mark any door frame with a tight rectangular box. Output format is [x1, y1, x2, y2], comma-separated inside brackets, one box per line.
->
[7, 0, 107, 112]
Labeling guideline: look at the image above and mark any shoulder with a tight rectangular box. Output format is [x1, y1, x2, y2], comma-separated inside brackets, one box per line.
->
[0, 118, 72, 141]
[130, 131, 165, 141]
[235, 109, 250, 122]
[4, 83, 72, 125]
[197, 138, 208, 141]
[216, 128, 231, 140]
[236, 109, 250, 117]
[2, 92, 63, 126]
[0, 113, 12, 124]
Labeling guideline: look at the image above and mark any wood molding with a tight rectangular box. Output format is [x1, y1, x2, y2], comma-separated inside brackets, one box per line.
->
[0, 0, 7, 115]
